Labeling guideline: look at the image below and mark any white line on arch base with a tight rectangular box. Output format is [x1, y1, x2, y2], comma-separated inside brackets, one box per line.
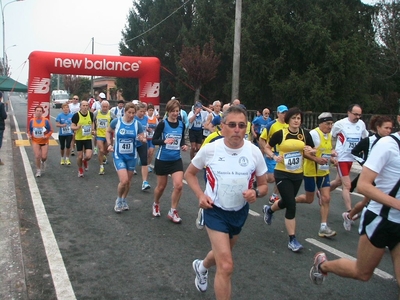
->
[306, 238, 393, 280]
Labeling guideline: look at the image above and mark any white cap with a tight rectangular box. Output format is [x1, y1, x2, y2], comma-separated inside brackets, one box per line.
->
[132, 100, 139, 104]
[99, 92, 106, 99]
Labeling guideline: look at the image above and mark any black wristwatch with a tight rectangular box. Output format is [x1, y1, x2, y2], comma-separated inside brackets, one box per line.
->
[252, 187, 260, 198]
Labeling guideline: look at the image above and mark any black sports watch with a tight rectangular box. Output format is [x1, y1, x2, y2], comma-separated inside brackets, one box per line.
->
[252, 187, 260, 198]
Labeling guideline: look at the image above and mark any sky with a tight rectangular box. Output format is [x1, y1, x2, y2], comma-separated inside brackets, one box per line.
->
[3, 0, 378, 86]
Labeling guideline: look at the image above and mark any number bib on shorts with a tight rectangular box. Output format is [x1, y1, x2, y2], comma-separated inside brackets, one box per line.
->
[284, 151, 302, 171]
[118, 138, 134, 154]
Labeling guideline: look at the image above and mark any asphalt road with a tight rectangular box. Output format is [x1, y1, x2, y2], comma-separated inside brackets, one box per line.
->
[6, 96, 399, 299]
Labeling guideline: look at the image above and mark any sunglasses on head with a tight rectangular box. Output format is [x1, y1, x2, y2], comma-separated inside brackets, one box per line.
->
[224, 122, 247, 129]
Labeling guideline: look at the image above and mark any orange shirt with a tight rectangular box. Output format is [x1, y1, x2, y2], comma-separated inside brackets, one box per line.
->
[28, 117, 53, 144]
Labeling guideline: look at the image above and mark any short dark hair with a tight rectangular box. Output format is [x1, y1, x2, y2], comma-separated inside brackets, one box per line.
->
[284, 107, 303, 124]
[347, 104, 361, 112]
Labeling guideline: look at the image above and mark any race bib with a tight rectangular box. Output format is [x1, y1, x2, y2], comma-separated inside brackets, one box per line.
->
[82, 125, 92, 136]
[33, 127, 44, 138]
[217, 177, 247, 209]
[98, 119, 108, 129]
[345, 137, 360, 152]
[165, 133, 181, 150]
[284, 151, 302, 171]
[61, 126, 72, 135]
[118, 138, 134, 154]
[318, 153, 331, 171]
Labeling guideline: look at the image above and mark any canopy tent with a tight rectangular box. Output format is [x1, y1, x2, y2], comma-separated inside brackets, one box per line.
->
[0, 76, 28, 92]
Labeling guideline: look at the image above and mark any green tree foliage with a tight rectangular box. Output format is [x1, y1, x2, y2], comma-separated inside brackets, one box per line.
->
[119, 0, 398, 114]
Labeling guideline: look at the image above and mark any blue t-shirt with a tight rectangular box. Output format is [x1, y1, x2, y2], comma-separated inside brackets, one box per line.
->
[56, 112, 74, 136]
[252, 116, 271, 134]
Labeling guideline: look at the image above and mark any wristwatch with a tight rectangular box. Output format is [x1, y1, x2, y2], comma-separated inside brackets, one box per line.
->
[252, 187, 260, 198]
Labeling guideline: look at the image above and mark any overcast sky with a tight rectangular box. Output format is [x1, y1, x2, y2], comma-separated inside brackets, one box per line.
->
[3, 0, 378, 85]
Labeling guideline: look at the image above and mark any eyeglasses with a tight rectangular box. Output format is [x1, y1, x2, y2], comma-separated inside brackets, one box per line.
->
[224, 122, 247, 129]
[73, 98, 79, 100]
[351, 112, 362, 117]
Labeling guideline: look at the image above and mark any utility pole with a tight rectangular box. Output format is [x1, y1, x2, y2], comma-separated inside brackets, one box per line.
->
[231, 0, 242, 101]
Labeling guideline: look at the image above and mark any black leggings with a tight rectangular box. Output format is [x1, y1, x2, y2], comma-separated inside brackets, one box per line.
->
[276, 177, 302, 220]
[59, 135, 73, 150]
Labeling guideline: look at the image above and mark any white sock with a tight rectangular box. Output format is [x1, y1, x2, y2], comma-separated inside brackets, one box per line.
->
[320, 223, 327, 228]
[199, 261, 208, 273]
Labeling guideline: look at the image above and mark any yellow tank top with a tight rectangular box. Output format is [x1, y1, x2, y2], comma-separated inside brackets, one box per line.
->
[303, 127, 332, 177]
[96, 111, 112, 138]
[275, 128, 306, 174]
[75, 112, 93, 140]
[260, 120, 288, 152]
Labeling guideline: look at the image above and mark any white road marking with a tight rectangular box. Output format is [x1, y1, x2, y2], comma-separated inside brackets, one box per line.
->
[306, 238, 393, 280]
[11, 102, 76, 299]
[335, 187, 364, 198]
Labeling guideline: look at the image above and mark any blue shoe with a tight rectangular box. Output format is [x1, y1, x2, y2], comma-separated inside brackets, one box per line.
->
[114, 199, 123, 213]
[288, 238, 303, 252]
[148, 166, 153, 173]
[121, 200, 129, 211]
[263, 205, 273, 225]
[142, 181, 151, 191]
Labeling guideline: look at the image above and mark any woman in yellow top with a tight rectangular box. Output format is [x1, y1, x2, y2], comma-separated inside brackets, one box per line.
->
[263, 107, 315, 252]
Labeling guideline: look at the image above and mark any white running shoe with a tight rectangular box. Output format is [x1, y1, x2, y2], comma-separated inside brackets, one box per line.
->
[310, 252, 328, 285]
[192, 259, 208, 292]
[168, 209, 182, 223]
[152, 203, 160, 217]
[342, 212, 352, 231]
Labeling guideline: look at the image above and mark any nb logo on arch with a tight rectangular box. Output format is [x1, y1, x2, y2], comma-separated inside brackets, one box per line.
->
[140, 82, 159, 98]
[29, 77, 51, 94]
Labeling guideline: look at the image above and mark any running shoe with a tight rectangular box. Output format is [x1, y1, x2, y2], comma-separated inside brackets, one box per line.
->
[318, 226, 336, 238]
[99, 165, 105, 175]
[114, 199, 123, 213]
[35, 169, 41, 177]
[121, 200, 129, 211]
[288, 237, 303, 252]
[152, 203, 160, 217]
[342, 212, 352, 231]
[269, 194, 280, 205]
[60, 158, 65, 165]
[78, 168, 84, 178]
[262, 205, 273, 225]
[93, 147, 98, 155]
[141, 181, 151, 191]
[83, 159, 89, 171]
[192, 259, 208, 292]
[71, 149, 75, 156]
[310, 252, 328, 285]
[103, 156, 108, 164]
[196, 208, 204, 230]
[133, 169, 137, 175]
[148, 166, 153, 173]
[65, 158, 71, 165]
[168, 209, 182, 223]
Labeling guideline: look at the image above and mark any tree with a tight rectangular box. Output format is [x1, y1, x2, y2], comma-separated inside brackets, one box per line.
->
[179, 38, 221, 103]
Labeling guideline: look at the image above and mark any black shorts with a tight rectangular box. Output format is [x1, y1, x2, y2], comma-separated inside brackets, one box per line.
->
[359, 208, 400, 250]
[75, 140, 93, 152]
[154, 158, 183, 176]
[189, 129, 203, 144]
[59, 135, 73, 150]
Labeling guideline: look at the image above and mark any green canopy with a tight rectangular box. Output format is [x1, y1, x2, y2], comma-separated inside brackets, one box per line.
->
[0, 75, 28, 92]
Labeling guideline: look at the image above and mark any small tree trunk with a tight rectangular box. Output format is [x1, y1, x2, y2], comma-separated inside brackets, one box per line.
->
[194, 87, 201, 103]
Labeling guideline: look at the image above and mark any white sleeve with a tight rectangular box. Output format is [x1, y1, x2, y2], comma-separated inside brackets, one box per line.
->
[191, 143, 213, 169]
[309, 129, 321, 148]
[251, 144, 268, 176]
[331, 120, 343, 138]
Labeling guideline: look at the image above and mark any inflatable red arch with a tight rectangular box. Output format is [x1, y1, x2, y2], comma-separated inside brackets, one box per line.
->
[27, 51, 160, 123]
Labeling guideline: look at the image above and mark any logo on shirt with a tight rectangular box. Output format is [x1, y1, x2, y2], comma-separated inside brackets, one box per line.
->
[119, 129, 126, 135]
[239, 156, 249, 167]
[218, 157, 225, 161]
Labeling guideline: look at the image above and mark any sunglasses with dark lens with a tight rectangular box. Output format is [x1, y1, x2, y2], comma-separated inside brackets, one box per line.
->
[224, 122, 247, 129]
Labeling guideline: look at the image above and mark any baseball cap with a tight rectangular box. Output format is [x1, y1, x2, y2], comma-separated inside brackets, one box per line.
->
[318, 112, 333, 123]
[99, 92, 106, 99]
[277, 105, 288, 113]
